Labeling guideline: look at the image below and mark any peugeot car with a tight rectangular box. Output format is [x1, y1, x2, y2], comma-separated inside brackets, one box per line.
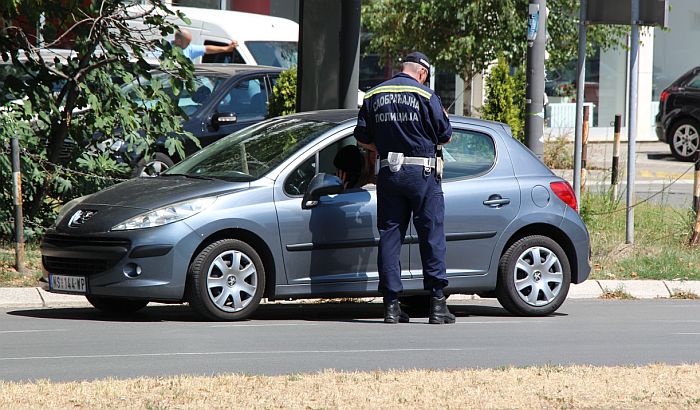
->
[41, 110, 590, 321]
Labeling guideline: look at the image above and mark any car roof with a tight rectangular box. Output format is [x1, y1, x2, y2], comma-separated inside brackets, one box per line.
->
[191, 64, 283, 76]
[283, 109, 510, 131]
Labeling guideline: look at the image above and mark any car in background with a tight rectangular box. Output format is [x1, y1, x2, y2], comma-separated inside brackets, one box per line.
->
[121, 64, 282, 175]
[40, 110, 590, 321]
[656, 66, 700, 161]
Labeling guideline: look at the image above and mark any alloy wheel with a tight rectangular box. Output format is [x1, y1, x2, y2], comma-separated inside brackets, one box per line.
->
[206, 249, 258, 312]
[672, 124, 699, 158]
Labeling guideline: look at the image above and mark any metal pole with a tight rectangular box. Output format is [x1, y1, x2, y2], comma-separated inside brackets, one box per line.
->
[611, 114, 622, 199]
[581, 105, 590, 193]
[525, 0, 546, 160]
[573, 0, 587, 206]
[11, 136, 25, 274]
[339, 0, 361, 109]
[626, 0, 640, 244]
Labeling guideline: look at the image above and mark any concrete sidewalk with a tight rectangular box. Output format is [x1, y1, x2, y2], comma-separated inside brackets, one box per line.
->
[1, 280, 698, 309]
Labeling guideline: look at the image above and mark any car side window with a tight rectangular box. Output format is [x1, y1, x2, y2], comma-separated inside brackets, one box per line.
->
[284, 135, 366, 196]
[686, 72, 700, 89]
[201, 41, 246, 64]
[217, 77, 268, 121]
[441, 129, 496, 180]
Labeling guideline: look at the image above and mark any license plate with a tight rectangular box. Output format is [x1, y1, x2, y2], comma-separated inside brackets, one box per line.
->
[50, 274, 87, 293]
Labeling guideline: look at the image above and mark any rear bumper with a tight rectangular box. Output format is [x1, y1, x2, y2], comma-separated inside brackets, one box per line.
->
[560, 208, 591, 284]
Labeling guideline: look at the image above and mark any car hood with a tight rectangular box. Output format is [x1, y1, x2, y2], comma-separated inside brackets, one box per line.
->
[52, 176, 249, 234]
[81, 176, 248, 210]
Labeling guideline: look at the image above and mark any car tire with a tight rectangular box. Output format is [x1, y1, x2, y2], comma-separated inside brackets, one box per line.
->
[186, 239, 266, 321]
[495, 235, 571, 316]
[669, 119, 700, 161]
[85, 295, 149, 314]
[132, 152, 175, 177]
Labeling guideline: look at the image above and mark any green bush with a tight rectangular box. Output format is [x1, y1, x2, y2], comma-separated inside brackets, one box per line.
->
[481, 57, 525, 142]
[268, 66, 297, 117]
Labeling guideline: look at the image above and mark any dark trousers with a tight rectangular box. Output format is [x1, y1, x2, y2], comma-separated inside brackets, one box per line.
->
[376, 165, 448, 297]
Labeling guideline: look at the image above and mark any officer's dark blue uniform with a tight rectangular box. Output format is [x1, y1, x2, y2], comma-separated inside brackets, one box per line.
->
[354, 52, 454, 324]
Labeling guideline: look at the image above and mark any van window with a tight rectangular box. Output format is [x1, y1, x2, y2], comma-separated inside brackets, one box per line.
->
[202, 41, 246, 64]
[245, 41, 297, 68]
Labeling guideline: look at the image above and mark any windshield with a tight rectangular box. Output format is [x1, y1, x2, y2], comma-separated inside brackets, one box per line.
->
[122, 73, 225, 116]
[164, 118, 336, 182]
[245, 41, 297, 68]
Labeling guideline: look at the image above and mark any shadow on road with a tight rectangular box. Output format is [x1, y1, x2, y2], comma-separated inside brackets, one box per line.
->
[6, 300, 537, 323]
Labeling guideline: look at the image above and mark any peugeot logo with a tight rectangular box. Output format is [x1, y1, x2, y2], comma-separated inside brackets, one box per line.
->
[68, 210, 97, 228]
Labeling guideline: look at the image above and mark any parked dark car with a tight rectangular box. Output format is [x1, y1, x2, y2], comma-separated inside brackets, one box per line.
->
[125, 64, 282, 175]
[41, 110, 590, 321]
[656, 66, 700, 161]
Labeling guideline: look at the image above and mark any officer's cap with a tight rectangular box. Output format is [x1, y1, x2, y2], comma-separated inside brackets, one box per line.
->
[402, 51, 431, 72]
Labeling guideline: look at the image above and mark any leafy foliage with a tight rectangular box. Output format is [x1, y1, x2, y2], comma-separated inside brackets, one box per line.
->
[362, 0, 627, 90]
[0, 0, 197, 241]
[481, 57, 526, 142]
[267, 66, 297, 117]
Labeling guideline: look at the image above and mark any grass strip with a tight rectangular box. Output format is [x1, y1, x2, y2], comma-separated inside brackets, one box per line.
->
[1, 364, 699, 409]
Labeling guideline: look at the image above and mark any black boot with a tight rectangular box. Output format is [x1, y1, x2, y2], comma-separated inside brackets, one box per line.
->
[384, 300, 410, 324]
[429, 296, 455, 324]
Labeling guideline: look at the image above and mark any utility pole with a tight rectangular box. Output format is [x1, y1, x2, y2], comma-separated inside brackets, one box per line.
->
[525, 0, 546, 160]
[573, 0, 587, 205]
[626, 0, 640, 244]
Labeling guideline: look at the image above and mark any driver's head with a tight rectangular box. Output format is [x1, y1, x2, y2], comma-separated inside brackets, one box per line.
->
[333, 145, 364, 188]
[173, 29, 193, 49]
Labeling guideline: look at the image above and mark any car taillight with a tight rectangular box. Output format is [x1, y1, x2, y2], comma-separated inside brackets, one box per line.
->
[550, 181, 578, 212]
[660, 90, 669, 104]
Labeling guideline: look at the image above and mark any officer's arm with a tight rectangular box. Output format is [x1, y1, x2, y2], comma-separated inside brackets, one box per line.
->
[354, 99, 374, 146]
[431, 95, 452, 144]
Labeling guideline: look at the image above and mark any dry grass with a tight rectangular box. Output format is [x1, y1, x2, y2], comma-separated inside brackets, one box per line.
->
[2, 365, 700, 409]
[600, 286, 635, 300]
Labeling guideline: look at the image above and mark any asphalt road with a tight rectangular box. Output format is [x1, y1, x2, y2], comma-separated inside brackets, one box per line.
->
[1, 299, 699, 382]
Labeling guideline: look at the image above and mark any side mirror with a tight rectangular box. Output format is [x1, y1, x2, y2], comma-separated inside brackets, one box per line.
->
[301, 173, 344, 209]
[209, 112, 237, 131]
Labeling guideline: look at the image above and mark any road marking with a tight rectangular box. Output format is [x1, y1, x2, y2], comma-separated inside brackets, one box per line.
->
[673, 333, 700, 335]
[0, 329, 66, 334]
[209, 323, 320, 328]
[0, 347, 484, 362]
[210, 320, 544, 328]
[456, 320, 545, 324]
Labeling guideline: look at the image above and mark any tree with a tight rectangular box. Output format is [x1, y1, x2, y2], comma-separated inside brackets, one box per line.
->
[0, 0, 196, 240]
[481, 56, 526, 142]
[362, 0, 627, 113]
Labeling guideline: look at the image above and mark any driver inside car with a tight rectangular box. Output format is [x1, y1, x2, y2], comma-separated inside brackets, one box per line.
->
[333, 145, 368, 189]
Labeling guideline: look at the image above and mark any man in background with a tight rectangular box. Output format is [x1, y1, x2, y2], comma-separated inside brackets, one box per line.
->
[173, 28, 238, 61]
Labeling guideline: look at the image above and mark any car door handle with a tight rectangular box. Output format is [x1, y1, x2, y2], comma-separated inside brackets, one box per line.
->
[483, 195, 510, 208]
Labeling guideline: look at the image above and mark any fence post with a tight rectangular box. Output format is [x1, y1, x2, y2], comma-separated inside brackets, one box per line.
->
[580, 105, 590, 193]
[693, 150, 700, 213]
[611, 114, 622, 200]
[11, 136, 25, 274]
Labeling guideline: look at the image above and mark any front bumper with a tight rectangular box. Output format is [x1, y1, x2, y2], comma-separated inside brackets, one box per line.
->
[40, 222, 203, 301]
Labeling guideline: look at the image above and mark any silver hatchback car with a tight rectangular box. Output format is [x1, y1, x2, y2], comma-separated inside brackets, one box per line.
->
[41, 109, 590, 321]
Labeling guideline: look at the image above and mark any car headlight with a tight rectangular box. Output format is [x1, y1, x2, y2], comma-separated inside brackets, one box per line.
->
[111, 196, 217, 231]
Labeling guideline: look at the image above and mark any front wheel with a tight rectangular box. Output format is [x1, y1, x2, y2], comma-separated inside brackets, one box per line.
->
[132, 152, 175, 177]
[186, 239, 265, 321]
[86, 295, 149, 314]
[496, 235, 571, 316]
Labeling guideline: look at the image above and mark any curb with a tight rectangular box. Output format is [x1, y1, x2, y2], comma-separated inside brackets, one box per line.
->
[1, 280, 699, 309]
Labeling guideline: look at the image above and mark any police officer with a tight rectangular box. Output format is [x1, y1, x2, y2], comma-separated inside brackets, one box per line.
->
[354, 52, 455, 324]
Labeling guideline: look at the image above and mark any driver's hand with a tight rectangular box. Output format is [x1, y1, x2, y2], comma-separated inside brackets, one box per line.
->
[336, 169, 349, 188]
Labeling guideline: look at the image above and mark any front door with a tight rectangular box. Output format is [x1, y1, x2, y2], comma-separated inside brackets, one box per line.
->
[274, 134, 411, 288]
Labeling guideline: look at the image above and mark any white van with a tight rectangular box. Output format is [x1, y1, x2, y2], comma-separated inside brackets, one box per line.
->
[128, 6, 298, 68]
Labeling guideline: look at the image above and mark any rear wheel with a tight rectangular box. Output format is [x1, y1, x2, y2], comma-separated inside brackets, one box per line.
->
[86, 295, 149, 314]
[496, 235, 570, 316]
[669, 119, 700, 161]
[186, 239, 265, 321]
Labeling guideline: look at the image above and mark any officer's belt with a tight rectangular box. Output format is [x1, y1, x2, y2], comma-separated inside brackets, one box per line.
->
[380, 157, 436, 169]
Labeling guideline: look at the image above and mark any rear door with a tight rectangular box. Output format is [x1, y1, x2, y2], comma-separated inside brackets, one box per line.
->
[409, 125, 521, 278]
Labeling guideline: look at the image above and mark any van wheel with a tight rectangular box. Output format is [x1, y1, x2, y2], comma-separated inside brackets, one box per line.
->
[496, 235, 570, 316]
[186, 239, 265, 321]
